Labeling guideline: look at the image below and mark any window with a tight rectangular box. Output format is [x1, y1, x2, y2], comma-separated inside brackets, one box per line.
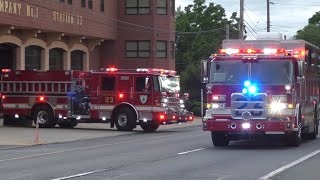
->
[49, 48, 64, 70]
[170, 41, 175, 59]
[170, 0, 175, 16]
[81, 0, 85, 7]
[100, 0, 104, 12]
[126, 0, 150, 15]
[71, 50, 84, 70]
[135, 77, 145, 91]
[67, 0, 72, 5]
[157, 41, 167, 58]
[126, 41, 150, 58]
[157, 0, 167, 15]
[25, 46, 42, 70]
[102, 77, 116, 91]
[88, 0, 93, 9]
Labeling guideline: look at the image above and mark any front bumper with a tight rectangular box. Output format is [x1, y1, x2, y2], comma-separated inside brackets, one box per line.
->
[203, 119, 296, 134]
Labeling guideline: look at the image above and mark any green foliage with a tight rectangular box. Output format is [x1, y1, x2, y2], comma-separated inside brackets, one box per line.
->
[294, 11, 320, 47]
[176, 0, 239, 104]
[175, 0, 239, 72]
[308, 11, 320, 25]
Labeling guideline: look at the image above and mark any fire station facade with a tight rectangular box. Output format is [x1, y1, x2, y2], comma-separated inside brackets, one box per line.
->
[0, 0, 175, 71]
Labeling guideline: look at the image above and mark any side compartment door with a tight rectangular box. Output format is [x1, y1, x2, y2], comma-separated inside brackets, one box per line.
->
[98, 75, 117, 119]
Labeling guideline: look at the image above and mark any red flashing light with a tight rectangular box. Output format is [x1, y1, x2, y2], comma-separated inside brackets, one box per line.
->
[172, 115, 176, 119]
[212, 96, 219, 101]
[1, 95, 5, 100]
[106, 67, 118, 72]
[119, 93, 124, 98]
[188, 116, 193, 121]
[39, 96, 45, 101]
[1, 69, 11, 73]
[160, 114, 165, 120]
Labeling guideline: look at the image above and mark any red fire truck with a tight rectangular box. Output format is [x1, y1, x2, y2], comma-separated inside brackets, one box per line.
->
[201, 32, 320, 146]
[0, 68, 193, 132]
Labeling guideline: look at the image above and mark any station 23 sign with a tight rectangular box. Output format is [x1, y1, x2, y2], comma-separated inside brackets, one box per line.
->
[0, 0, 83, 26]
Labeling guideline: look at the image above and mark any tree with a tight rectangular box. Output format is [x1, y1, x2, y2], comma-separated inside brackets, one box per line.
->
[176, 0, 239, 103]
[295, 11, 320, 47]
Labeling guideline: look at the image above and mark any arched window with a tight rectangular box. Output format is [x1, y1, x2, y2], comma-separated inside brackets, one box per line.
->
[49, 48, 65, 70]
[25, 45, 43, 70]
[71, 50, 85, 70]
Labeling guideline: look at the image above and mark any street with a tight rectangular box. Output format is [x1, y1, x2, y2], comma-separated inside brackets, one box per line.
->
[0, 125, 319, 180]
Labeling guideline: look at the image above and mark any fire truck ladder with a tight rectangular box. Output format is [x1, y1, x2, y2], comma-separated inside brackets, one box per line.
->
[0, 81, 74, 95]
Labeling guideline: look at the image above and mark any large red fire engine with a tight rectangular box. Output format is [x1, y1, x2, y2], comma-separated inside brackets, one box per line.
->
[201, 32, 320, 146]
[0, 68, 193, 132]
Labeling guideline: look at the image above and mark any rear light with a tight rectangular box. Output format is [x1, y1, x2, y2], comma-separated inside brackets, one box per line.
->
[1, 69, 11, 73]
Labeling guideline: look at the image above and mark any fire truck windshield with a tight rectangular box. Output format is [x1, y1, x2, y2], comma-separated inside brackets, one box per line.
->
[159, 75, 180, 92]
[209, 60, 293, 85]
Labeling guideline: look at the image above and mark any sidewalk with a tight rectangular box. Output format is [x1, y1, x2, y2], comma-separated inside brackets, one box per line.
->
[0, 117, 202, 147]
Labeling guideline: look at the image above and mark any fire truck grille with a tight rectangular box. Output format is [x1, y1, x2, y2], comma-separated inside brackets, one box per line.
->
[231, 93, 267, 120]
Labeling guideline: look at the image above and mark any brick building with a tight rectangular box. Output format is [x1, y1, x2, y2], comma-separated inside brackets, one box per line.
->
[0, 0, 176, 71]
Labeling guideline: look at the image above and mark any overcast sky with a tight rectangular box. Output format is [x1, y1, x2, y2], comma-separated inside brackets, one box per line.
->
[176, 0, 320, 39]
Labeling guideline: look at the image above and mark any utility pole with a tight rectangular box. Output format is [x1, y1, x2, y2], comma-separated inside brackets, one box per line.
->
[267, 0, 270, 32]
[226, 24, 230, 39]
[239, 0, 244, 39]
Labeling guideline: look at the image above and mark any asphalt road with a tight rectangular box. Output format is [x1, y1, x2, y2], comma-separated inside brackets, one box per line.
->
[0, 125, 319, 180]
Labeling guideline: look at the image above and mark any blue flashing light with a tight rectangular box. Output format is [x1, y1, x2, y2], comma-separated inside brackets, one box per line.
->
[242, 88, 248, 94]
[244, 80, 251, 87]
[248, 86, 257, 94]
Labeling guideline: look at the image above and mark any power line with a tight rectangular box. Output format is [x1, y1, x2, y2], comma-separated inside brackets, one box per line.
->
[244, 20, 258, 34]
[244, 9, 265, 31]
[244, 4, 267, 24]
[272, 2, 320, 6]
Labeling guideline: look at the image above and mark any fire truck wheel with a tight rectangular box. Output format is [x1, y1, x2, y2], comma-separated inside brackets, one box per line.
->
[114, 108, 136, 131]
[58, 119, 78, 129]
[32, 105, 56, 128]
[211, 131, 229, 147]
[140, 121, 160, 132]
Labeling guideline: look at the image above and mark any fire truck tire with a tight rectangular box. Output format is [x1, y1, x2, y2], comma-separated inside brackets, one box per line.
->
[58, 119, 78, 128]
[114, 107, 136, 131]
[211, 131, 229, 147]
[140, 121, 160, 132]
[32, 105, 56, 128]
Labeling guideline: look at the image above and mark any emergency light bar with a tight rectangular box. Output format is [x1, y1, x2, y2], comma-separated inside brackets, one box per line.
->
[219, 48, 286, 55]
[136, 68, 177, 75]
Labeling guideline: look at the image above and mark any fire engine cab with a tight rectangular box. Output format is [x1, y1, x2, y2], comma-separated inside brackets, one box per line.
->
[0, 68, 193, 132]
[201, 32, 320, 146]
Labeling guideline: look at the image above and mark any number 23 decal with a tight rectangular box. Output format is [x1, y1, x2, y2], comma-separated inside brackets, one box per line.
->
[105, 97, 114, 104]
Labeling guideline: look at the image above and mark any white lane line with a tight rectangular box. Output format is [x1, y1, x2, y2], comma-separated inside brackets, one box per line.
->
[259, 149, 320, 180]
[178, 148, 206, 155]
[51, 169, 108, 180]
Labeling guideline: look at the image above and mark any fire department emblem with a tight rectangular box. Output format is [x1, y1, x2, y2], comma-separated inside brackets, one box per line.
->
[140, 95, 148, 104]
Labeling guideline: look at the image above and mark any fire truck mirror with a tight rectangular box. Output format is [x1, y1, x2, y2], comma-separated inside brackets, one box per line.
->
[145, 76, 150, 92]
[201, 60, 208, 83]
[297, 60, 305, 77]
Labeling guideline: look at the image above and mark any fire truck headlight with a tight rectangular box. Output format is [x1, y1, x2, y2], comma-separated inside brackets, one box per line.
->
[285, 84, 291, 91]
[212, 103, 220, 109]
[270, 102, 287, 112]
[162, 98, 168, 103]
[180, 104, 185, 108]
[161, 103, 167, 107]
[242, 122, 251, 129]
[179, 99, 184, 104]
